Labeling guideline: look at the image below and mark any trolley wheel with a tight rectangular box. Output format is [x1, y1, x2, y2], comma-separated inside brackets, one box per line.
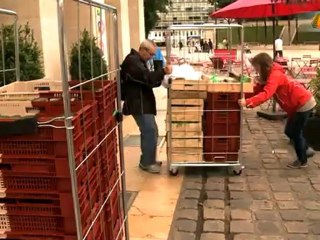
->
[233, 169, 242, 176]
[169, 167, 179, 176]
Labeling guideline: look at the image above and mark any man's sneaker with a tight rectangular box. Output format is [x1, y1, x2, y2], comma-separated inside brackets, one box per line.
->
[287, 160, 308, 169]
[139, 163, 161, 174]
[307, 147, 315, 158]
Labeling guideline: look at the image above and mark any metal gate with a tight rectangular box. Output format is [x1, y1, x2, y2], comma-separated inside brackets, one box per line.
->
[56, 0, 128, 239]
[0, 8, 20, 85]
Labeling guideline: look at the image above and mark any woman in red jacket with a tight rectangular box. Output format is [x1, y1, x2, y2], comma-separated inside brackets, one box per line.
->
[239, 53, 316, 168]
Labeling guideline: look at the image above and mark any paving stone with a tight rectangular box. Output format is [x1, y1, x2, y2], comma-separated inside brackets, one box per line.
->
[262, 158, 278, 164]
[203, 207, 225, 220]
[287, 234, 309, 240]
[313, 184, 320, 191]
[205, 182, 225, 191]
[175, 220, 197, 233]
[251, 191, 271, 200]
[184, 182, 202, 190]
[251, 200, 274, 210]
[303, 201, 320, 210]
[203, 220, 225, 233]
[228, 183, 247, 191]
[309, 177, 320, 184]
[248, 183, 269, 191]
[254, 210, 280, 221]
[229, 177, 246, 183]
[284, 222, 309, 234]
[233, 234, 257, 240]
[271, 183, 291, 191]
[200, 233, 225, 240]
[207, 176, 225, 183]
[277, 201, 299, 210]
[185, 176, 203, 184]
[231, 209, 252, 220]
[182, 190, 201, 199]
[206, 191, 225, 200]
[204, 199, 225, 209]
[256, 221, 283, 235]
[178, 199, 199, 210]
[230, 221, 254, 233]
[230, 199, 252, 209]
[290, 183, 313, 193]
[296, 192, 320, 201]
[288, 177, 309, 183]
[260, 236, 286, 240]
[245, 169, 265, 176]
[173, 231, 196, 240]
[310, 223, 320, 234]
[230, 191, 252, 200]
[176, 209, 199, 221]
[264, 163, 282, 169]
[279, 210, 305, 221]
[306, 211, 320, 221]
[274, 192, 295, 201]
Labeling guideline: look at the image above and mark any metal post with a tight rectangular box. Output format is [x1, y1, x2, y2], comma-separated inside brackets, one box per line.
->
[0, 8, 20, 82]
[112, 11, 130, 240]
[56, 1, 83, 239]
[14, 16, 20, 81]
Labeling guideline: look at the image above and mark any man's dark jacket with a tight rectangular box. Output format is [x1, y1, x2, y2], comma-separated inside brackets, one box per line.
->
[120, 49, 165, 116]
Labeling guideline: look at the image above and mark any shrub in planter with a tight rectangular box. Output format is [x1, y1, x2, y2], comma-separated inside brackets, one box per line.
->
[304, 68, 320, 150]
[69, 29, 107, 81]
[0, 23, 45, 85]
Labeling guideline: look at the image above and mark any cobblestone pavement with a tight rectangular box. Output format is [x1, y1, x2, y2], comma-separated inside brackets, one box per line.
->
[169, 110, 320, 240]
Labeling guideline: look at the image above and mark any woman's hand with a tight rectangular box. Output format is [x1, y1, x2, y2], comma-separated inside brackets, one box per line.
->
[238, 98, 247, 107]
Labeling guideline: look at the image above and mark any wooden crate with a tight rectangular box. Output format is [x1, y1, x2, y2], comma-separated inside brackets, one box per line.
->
[168, 131, 202, 138]
[169, 147, 203, 162]
[171, 99, 204, 106]
[171, 78, 207, 91]
[171, 138, 203, 148]
[170, 90, 207, 99]
[207, 82, 254, 93]
[170, 122, 202, 132]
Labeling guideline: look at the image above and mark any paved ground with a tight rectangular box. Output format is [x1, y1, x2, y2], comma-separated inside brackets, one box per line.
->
[169, 110, 320, 240]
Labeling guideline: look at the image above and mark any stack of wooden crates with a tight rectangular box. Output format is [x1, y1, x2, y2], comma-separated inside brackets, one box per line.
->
[167, 78, 207, 163]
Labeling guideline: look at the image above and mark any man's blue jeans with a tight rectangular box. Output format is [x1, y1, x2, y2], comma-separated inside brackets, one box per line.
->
[284, 110, 312, 164]
[133, 114, 158, 166]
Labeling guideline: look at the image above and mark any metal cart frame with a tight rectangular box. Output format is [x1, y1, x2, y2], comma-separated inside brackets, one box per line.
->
[166, 23, 245, 176]
[0, 8, 20, 85]
[56, 0, 129, 239]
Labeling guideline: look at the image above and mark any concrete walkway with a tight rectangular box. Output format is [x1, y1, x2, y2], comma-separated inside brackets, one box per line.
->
[170, 110, 320, 240]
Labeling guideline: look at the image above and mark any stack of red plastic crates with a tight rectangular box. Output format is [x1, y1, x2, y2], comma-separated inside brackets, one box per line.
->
[0, 80, 124, 240]
[204, 92, 241, 162]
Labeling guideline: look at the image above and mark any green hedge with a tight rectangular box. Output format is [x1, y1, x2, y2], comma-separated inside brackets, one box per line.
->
[216, 26, 283, 45]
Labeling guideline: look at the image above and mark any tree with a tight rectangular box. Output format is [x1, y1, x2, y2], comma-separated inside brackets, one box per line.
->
[144, 0, 170, 37]
[208, 0, 234, 9]
[0, 23, 44, 85]
[69, 29, 107, 80]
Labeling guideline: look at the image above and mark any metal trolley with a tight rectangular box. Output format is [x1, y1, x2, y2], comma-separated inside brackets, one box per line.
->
[56, 1, 129, 239]
[165, 24, 246, 176]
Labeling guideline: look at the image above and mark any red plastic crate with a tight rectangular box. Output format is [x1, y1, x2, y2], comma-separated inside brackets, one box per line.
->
[206, 92, 240, 110]
[0, 234, 76, 240]
[0, 214, 76, 235]
[204, 153, 239, 162]
[204, 137, 240, 153]
[205, 123, 240, 136]
[206, 111, 240, 124]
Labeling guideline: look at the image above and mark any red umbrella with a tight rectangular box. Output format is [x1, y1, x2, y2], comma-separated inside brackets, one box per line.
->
[210, 0, 320, 19]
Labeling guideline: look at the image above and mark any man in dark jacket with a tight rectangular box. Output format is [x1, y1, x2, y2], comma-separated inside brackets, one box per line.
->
[120, 39, 172, 173]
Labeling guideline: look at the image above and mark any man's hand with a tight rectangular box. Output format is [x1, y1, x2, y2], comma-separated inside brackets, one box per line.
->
[238, 98, 247, 107]
[164, 64, 173, 75]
